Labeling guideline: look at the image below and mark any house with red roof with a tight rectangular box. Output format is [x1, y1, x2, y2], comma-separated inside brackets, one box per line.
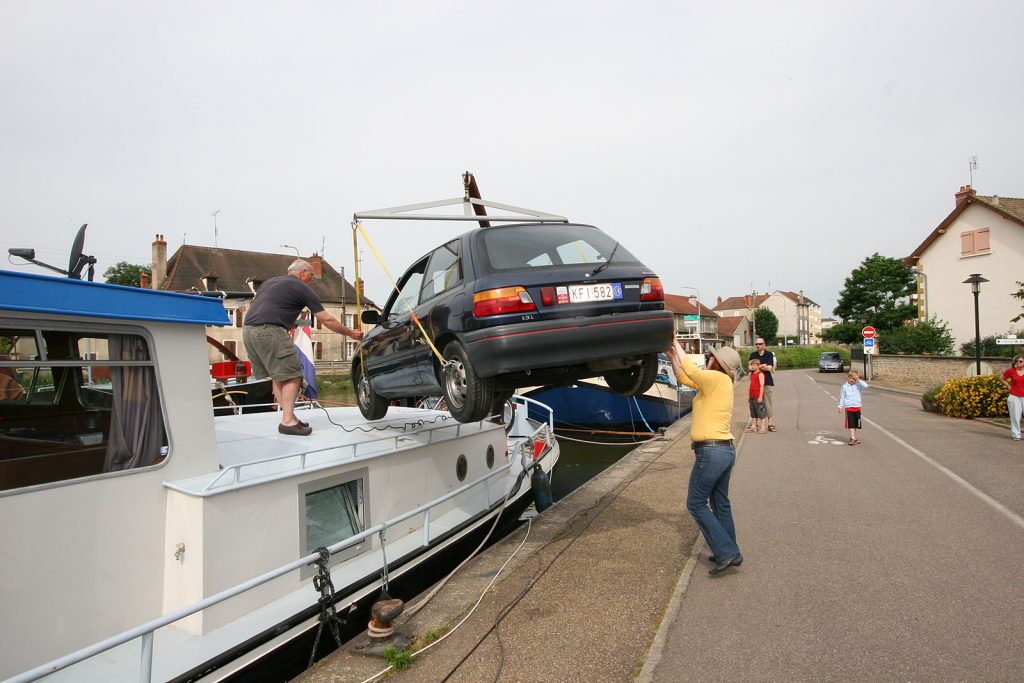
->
[905, 185, 1024, 348]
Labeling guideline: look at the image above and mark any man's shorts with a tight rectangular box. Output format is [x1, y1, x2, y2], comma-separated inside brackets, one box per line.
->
[763, 385, 773, 417]
[748, 398, 767, 419]
[243, 325, 303, 381]
[844, 408, 862, 430]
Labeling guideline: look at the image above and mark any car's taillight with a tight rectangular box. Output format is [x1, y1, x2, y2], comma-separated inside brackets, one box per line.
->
[473, 286, 537, 317]
[640, 277, 664, 302]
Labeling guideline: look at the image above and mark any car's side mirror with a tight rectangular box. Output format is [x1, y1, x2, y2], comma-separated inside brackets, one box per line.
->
[361, 310, 381, 325]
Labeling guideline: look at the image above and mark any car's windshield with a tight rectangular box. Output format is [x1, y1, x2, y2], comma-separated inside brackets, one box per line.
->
[821, 353, 840, 360]
[476, 224, 639, 272]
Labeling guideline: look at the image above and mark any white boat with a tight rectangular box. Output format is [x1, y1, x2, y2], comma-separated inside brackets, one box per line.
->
[0, 269, 558, 682]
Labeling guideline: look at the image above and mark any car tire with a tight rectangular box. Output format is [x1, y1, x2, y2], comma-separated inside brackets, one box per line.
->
[442, 340, 495, 423]
[604, 353, 659, 396]
[355, 361, 388, 420]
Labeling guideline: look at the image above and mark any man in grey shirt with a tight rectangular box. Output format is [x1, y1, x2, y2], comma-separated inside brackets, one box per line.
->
[243, 259, 362, 435]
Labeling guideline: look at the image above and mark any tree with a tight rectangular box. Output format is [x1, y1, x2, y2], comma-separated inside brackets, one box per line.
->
[1012, 281, 1024, 324]
[822, 322, 861, 344]
[882, 316, 955, 355]
[104, 261, 151, 287]
[833, 253, 917, 331]
[960, 331, 1021, 358]
[753, 307, 778, 344]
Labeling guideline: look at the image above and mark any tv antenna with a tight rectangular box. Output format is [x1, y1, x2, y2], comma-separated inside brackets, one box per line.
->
[211, 210, 220, 247]
[969, 155, 978, 185]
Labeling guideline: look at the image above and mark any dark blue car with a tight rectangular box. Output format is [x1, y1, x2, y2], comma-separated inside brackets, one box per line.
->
[354, 222, 674, 422]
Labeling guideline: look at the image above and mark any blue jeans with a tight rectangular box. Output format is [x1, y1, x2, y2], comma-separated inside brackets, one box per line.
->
[687, 443, 740, 560]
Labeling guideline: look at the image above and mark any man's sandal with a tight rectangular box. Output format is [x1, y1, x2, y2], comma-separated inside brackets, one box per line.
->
[767, 425, 777, 432]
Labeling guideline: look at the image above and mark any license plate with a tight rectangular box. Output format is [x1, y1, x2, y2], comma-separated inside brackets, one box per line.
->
[568, 282, 622, 303]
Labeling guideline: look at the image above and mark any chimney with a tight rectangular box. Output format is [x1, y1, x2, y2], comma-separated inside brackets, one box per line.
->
[991, 194, 1000, 207]
[151, 234, 167, 289]
[139, 271, 149, 289]
[955, 185, 976, 207]
[744, 294, 752, 307]
[717, 296, 723, 305]
[201, 273, 219, 291]
[308, 253, 323, 279]
[798, 289, 805, 305]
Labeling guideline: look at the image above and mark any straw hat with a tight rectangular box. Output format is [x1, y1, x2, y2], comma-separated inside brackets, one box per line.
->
[707, 346, 742, 382]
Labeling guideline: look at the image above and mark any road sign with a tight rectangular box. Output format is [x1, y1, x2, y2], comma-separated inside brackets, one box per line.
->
[996, 338, 1021, 345]
[862, 326, 876, 339]
[863, 338, 874, 348]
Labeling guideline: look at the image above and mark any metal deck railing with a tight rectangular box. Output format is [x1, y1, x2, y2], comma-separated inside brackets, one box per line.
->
[7, 397, 554, 683]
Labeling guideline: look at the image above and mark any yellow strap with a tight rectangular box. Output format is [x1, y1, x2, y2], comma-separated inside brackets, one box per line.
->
[351, 221, 447, 365]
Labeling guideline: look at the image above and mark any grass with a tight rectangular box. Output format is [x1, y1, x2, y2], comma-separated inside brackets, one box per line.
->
[738, 344, 851, 370]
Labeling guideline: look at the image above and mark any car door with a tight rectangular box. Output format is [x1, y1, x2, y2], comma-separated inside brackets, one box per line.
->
[412, 240, 463, 390]
[362, 258, 428, 395]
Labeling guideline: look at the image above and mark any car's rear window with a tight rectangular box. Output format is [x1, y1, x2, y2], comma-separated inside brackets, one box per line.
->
[476, 224, 639, 272]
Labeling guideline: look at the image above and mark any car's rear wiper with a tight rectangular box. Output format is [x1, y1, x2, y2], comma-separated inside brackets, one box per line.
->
[591, 242, 619, 275]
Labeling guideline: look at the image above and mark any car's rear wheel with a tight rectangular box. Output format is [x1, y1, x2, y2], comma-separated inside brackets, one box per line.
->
[442, 340, 494, 422]
[604, 353, 659, 396]
[355, 362, 388, 420]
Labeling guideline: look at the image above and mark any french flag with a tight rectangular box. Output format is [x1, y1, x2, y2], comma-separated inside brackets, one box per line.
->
[292, 323, 319, 399]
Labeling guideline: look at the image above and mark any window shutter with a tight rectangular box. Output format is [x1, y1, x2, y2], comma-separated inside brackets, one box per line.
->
[975, 228, 990, 252]
[960, 231, 975, 256]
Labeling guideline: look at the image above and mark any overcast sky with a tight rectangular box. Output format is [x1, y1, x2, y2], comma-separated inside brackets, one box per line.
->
[3, 1, 1023, 315]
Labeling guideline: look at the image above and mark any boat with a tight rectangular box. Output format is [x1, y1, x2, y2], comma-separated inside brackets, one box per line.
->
[523, 353, 695, 431]
[0, 267, 559, 682]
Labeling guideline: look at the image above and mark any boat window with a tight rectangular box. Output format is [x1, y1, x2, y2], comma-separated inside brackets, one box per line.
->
[0, 326, 166, 494]
[299, 470, 369, 575]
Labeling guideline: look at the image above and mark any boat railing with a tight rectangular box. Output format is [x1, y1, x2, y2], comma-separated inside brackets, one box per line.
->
[8, 396, 554, 683]
[198, 413, 496, 494]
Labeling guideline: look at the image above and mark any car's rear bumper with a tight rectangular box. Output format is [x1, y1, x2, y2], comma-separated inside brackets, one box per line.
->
[462, 310, 675, 378]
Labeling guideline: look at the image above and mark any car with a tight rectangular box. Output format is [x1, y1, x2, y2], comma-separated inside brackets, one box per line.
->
[353, 222, 675, 422]
[818, 351, 845, 373]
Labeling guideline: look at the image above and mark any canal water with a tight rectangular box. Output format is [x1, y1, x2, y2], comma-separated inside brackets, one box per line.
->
[549, 435, 651, 501]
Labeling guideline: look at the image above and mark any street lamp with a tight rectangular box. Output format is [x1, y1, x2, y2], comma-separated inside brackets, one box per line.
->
[963, 273, 989, 375]
[279, 244, 300, 257]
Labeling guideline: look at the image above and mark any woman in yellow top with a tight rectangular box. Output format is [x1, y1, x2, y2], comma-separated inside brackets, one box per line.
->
[669, 339, 744, 577]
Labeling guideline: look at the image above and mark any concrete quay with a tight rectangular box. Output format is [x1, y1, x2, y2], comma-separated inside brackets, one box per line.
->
[297, 370, 1024, 682]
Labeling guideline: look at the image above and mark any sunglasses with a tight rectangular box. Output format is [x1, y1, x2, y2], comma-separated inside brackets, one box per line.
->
[756, 343, 765, 346]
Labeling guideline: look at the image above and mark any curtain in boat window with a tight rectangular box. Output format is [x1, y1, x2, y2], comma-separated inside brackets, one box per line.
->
[103, 335, 163, 472]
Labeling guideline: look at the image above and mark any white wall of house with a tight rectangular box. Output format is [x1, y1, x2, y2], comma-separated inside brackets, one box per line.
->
[917, 203, 1024, 348]
[763, 293, 809, 343]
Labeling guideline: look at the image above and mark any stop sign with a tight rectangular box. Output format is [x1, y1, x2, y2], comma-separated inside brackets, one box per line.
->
[862, 326, 876, 339]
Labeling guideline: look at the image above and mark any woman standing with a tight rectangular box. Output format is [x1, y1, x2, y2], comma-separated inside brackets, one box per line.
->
[1000, 355, 1024, 441]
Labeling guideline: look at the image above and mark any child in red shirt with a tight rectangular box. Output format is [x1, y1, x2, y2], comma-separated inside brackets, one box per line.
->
[745, 359, 767, 434]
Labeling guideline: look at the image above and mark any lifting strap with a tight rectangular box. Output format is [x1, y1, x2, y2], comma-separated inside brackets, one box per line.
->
[351, 221, 448, 365]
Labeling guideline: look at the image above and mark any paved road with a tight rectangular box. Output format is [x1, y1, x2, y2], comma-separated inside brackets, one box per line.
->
[642, 369, 1024, 682]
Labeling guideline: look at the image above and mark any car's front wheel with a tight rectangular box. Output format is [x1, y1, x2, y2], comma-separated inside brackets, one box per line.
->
[442, 340, 494, 422]
[604, 353, 658, 396]
[355, 362, 388, 420]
